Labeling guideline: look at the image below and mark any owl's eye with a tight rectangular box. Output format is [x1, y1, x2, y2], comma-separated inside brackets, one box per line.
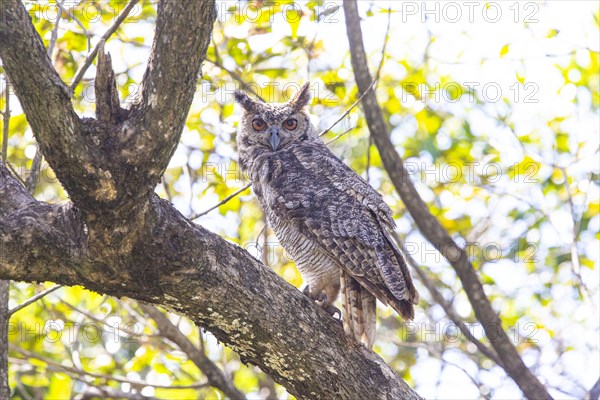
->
[283, 118, 298, 131]
[252, 118, 267, 132]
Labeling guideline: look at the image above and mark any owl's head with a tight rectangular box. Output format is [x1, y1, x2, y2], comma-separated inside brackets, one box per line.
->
[234, 83, 318, 156]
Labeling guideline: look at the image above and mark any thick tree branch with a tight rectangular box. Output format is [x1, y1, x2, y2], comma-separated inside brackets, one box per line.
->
[590, 378, 600, 400]
[0, 162, 422, 399]
[342, 2, 552, 399]
[127, 1, 216, 187]
[0, 0, 114, 210]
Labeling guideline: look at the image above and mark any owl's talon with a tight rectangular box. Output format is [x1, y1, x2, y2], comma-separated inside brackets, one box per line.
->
[302, 287, 340, 322]
[302, 285, 310, 297]
[303, 286, 327, 304]
[325, 305, 342, 323]
[315, 292, 328, 306]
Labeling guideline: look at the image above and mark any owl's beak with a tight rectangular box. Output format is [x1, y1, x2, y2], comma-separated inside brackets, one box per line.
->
[269, 127, 281, 150]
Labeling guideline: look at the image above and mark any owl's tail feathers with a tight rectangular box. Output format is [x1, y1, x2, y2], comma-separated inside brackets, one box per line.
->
[385, 254, 419, 321]
[378, 232, 419, 319]
[387, 296, 416, 321]
[341, 272, 376, 348]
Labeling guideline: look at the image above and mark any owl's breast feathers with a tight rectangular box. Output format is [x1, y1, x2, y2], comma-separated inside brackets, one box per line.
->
[249, 141, 419, 319]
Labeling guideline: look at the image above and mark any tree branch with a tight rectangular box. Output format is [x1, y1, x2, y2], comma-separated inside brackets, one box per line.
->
[342, 2, 552, 399]
[0, 0, 114, 209]
[190, 183, 251, 220]
[0, 161, 422, 399]
[69, 0, 140, 92]
[141, 305, 246, 400]
[127, 1, 217, 187]
[10, 346, 207, 391]
[0, 0, 79, 150]
[390, 231, 503, 367]
[589, 377, 600, 400]
[7, 285, 62, 317]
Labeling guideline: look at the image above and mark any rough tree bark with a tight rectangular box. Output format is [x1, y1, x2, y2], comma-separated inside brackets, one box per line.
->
[0, 1, 422, 398]
[343, 2, 552, 399]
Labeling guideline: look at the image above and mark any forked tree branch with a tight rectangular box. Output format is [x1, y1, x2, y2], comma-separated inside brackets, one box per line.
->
[343, 2, 552, 399]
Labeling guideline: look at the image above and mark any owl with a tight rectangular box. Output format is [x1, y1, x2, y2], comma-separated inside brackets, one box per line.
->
[234, 83, 419, 348]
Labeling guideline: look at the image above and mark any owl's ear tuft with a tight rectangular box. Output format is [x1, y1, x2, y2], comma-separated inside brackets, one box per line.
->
[234, 90, 257, 112]
[290, 82, 311, 111]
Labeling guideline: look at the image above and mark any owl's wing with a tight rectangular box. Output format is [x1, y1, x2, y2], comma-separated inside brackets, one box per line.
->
[271, 143, 418, 318]
[290, 142, 396, 229]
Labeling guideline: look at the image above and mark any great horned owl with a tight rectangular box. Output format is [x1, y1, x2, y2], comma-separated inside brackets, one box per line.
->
[234, 83, 419, 348]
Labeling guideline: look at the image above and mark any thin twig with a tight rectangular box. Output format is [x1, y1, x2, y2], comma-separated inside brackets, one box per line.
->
[258, 219, 269, 267]
[10, 346, 209, 390]
[56, 1, 91, 42]
[0, 281, 8, 400]
[206, 59, 265, 102]
[58, 299, 144, 338]
[8, 285, 62, 316]
[561, 166, 590, 298]
[25, 151, 42, 193]
[324, 126, 355, 145]
[375, 6, 392, 82]
[365, 6, 390, 184]
[47, 0, 65, 59]
[5, 162, 26, 187]
[70, 0, 140, 92]
[319, 78, 377, 137]
[190, 183, 252, 220]
[78, 385, 153, 400]
[383, 335, 486, 391]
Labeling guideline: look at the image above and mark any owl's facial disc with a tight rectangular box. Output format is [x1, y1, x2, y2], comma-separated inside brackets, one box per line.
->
[246, 108, 307, 151]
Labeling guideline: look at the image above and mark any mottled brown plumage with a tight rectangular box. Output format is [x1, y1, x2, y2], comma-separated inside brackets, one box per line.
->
[234, 83, 418, 348]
